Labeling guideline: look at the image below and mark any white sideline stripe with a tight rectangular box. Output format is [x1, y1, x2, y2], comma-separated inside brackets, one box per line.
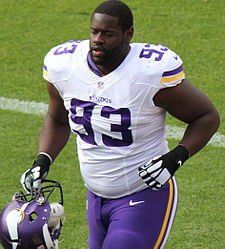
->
[1, 97, 224, 148]
[0, 97, 48, 115]
[165, 125, 225, 148]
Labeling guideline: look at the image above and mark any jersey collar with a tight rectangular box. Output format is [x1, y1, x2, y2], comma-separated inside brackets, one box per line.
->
[87, 52, 104, 77]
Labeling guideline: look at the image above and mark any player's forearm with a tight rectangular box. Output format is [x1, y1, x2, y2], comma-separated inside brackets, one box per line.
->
[179, 109, 220, 157]
[38, 114, 71, 161]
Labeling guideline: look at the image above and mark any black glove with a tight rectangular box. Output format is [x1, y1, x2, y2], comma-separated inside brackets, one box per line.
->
[138, 145, 189, 190]
[20, 153, 52, 195]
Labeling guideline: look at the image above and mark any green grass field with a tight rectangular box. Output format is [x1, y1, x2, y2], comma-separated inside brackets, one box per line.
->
[0, 0, 224, 248]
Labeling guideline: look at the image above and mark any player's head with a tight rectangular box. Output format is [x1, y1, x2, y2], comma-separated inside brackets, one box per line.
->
[90, 0, 134, 69]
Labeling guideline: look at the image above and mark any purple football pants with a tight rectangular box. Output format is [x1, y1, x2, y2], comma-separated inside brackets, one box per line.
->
[87, 177, 178, 249]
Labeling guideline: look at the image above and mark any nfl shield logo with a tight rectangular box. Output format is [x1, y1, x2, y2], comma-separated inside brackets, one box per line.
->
[98, 82, 104, 89]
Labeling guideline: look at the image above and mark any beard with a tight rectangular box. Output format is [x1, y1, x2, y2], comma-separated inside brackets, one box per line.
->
[90, 40, 125, 66]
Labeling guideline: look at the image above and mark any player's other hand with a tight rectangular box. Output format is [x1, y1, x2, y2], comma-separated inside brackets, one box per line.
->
[20, 153, 51, 196]
[138, 145, 189, 190]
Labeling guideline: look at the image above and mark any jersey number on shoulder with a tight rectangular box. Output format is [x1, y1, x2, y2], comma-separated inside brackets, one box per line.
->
[139, 44, 168, 61]
[54, 40, 81, 55]
[70, 98, 133, 147]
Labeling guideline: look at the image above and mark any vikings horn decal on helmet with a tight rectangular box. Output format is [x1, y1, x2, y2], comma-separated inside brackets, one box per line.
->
[0, 179, 65, 249]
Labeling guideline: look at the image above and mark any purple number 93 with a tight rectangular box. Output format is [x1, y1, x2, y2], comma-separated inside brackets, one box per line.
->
[70, 98, 133, 147]
[54, 40, 81, 55]
[139, 44, 168, 61]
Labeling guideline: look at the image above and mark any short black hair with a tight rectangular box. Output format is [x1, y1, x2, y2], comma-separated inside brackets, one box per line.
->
[92, 0, 133, 32]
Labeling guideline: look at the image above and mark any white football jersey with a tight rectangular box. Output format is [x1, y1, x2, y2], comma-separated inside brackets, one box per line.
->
[43, 40, 185, 198]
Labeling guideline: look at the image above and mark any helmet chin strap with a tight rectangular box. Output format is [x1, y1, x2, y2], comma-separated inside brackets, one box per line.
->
[48, 202, 65, 228]
[43, 223, 58, 249]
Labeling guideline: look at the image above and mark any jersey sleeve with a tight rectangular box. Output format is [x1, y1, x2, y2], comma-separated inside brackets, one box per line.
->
[42, 40, 86, 83]
[159, 48, 185, 88]
[43, 52, 52, 82]
[42, 44, 61, 83]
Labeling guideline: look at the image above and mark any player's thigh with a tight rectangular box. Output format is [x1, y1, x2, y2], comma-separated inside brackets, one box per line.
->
[103, 178, 178, 249]
[102, 208, 154, 249]
[87, 190, 106, 249]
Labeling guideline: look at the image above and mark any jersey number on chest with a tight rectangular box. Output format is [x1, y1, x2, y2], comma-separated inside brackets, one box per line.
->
[70, 98, 133, 147]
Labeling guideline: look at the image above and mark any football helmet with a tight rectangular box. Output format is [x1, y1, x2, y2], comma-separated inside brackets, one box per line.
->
[0, 179, 65, 249]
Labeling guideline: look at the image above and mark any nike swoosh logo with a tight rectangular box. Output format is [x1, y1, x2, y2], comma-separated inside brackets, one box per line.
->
[129, 200, 145, 206]
[177, 160, 182, 168]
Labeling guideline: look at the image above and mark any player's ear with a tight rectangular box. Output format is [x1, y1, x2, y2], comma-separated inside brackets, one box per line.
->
[125, 26, 134, 43]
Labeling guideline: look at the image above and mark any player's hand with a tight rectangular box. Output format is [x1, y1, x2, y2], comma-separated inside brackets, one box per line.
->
[138, 155, 175, 190]
[20, 153, 52, 195]
[20, 165, 48, 195]
[138, 145, 189, 190]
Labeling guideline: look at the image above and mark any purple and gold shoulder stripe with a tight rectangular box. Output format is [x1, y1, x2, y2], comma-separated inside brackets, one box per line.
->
[43, 64, 49, 79]
[160, 64, 184, 83]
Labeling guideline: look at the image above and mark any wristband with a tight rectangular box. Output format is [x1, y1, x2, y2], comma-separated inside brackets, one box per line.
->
[38, 152, 53, 164]
[174, 144, 190, 164]
[33, 153, 52, 172]
[165, 144, 190, 174]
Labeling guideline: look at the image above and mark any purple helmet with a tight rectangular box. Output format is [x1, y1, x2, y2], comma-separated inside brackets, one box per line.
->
[0, 180, 65, 249]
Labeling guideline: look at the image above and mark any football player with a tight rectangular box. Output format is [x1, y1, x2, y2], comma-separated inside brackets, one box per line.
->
[21, 1, 220, 248]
